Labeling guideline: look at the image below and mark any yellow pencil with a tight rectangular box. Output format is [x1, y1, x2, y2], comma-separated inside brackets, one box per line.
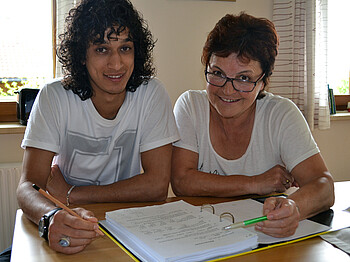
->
[32, 184, 104, 235]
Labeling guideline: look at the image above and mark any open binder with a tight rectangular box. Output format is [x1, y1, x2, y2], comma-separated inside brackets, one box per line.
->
[99, 198, 350, 262]
[99, 200, 258, 262]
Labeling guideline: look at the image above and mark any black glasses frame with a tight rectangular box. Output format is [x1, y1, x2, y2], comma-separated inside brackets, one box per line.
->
[204, 70, 265, 93]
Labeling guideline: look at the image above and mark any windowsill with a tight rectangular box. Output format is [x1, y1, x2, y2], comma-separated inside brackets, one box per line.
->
[0, 122, 26, 134]
[330, 111, 350, 121]
[0, 112, 349, 135]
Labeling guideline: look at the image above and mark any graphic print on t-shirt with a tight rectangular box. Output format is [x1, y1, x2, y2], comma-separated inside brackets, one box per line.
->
[64, 130, 137, 185]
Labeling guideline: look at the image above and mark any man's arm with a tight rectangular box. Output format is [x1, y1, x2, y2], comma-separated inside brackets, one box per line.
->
[17, 147, 101, 254]
[47, 143, 173, 204]
[17, 147, 57, 224]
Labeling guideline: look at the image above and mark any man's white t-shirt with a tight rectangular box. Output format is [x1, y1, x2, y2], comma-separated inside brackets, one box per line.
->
[22, 78, 179, 186]
[173, 90, 319, 176]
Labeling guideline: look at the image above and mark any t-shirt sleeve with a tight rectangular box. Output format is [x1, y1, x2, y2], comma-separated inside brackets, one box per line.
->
[21, 82, 62, 153]
[173, 91, 199, 153]
[274, 98, 320, 172]
[139, 80, 180, 152]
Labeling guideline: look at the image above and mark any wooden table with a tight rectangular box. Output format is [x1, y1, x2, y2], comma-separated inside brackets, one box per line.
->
[11, 182, 350, 262]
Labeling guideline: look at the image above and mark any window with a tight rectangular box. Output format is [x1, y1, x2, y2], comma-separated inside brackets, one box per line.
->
[0, 0, 53, 121]
[0, 1, 53, 97]
[328, 0, 350, 95]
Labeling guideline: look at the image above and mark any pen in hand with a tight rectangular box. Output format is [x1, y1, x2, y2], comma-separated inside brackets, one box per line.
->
[32, 184, 104, 235]
[223, 215, 268, 230]
[224, 197, 285, 230]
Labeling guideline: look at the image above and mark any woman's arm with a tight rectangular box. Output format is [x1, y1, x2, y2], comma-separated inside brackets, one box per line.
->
[171, 146, 294, 197]
[287, 153, 334, 219]
[256, 153, 334, 237]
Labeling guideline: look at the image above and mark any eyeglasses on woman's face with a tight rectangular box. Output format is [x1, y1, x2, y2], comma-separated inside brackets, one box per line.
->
[205, 69, 265, 93]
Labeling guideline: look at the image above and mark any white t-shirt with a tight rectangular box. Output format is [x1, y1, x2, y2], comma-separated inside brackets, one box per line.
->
[22, 78, 179, 186]
[173, 90, 319, 176]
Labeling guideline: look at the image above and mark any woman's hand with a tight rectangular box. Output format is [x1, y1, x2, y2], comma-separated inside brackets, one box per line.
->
[47, 208, 103, 254]
[252, 165, 297, 195]
[46, 165, 71, 204]
[255, 197, 300, 238]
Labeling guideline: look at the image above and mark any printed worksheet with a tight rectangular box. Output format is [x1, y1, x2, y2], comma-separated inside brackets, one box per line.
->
[212, 199, 331, 244]
[103, 200, 258, 262]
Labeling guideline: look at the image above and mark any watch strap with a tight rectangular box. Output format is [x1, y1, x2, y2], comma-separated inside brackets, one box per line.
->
[44, 207, 62, 219]
[40, 207, 62, 241]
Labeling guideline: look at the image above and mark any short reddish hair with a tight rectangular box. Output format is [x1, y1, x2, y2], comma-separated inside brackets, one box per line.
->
[202, 12, 279, 89]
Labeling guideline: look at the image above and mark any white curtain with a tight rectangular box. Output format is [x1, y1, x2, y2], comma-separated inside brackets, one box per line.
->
[270, 0, 330, 130]
[55, 0, 80, 77]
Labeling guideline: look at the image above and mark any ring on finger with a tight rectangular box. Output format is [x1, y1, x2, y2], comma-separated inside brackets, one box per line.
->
[283, 179, 290, 185]
[59, 236, 71, 247]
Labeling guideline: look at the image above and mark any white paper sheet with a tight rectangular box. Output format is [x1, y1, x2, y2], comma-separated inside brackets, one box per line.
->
[103, 200, 258, 262]
[211, 199, 331, 244]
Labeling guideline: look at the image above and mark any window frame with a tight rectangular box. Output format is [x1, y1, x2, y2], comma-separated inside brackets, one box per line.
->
[335, 95, 350, 112]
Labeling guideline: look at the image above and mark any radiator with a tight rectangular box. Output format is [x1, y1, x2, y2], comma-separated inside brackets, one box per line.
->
[0, 163, 22, 251]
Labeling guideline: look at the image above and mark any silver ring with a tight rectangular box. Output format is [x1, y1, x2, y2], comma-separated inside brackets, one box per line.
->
[59, 236, 71, 247]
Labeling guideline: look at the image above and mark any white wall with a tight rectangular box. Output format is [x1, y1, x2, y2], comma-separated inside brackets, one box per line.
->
[0, 134, 24, 163]
[1, 0, 349, 182]
[312, 120, 350, 182]
[132, 0, 273, 105]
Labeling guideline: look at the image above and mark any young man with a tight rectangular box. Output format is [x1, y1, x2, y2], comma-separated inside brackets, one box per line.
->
[17, 0, 179, 254]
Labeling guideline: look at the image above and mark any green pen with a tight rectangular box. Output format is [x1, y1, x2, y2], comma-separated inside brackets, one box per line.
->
[223, 215, 268, 230]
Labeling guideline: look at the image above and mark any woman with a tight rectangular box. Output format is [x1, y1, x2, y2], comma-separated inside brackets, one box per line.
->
[171, 13, 334, 238]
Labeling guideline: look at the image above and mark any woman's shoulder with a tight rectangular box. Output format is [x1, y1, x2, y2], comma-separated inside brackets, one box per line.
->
[176, 89, 207, 104]
[259, 92, 299, 112]
[257, 92, 305, 127]
[174, 90, 208, 118]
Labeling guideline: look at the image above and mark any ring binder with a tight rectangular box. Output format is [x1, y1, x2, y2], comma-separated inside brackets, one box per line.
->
[101, 200, 258, 262]
[220, 212, 235, 223]
[201, 204, 235, 223]
[200, 204, 215, 214]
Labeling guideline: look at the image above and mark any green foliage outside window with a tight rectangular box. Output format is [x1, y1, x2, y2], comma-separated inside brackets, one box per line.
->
[0, 77, 45, 97]
[335, 79, 349, 95]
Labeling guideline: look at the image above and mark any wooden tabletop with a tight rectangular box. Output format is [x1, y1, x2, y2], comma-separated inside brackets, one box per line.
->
[11, 181, 350, 262]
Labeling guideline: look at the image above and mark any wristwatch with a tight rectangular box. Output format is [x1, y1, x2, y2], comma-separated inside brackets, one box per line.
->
[38, 207, 62, 241]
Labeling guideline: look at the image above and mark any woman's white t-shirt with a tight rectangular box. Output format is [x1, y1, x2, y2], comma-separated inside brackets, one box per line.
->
[173, 90, 319, 176]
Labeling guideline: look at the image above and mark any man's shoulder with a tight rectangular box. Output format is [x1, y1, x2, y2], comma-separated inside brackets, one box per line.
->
[133, 77, 170, 101]
[44, 78, 63, 88]
[41, 78, 65, 95]
[139, 77, 165, 92]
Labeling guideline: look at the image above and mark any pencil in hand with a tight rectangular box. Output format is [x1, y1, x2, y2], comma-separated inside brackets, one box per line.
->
[32, 184, 104, 235]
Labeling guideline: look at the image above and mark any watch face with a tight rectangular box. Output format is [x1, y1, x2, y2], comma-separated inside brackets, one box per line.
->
[38, 208, 61, 241]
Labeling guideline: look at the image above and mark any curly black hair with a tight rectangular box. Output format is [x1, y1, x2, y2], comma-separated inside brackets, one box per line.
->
[57, 0, 156, 100]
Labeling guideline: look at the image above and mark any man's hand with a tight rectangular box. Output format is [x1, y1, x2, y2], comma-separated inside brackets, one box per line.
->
[48, 208, 103, 254]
